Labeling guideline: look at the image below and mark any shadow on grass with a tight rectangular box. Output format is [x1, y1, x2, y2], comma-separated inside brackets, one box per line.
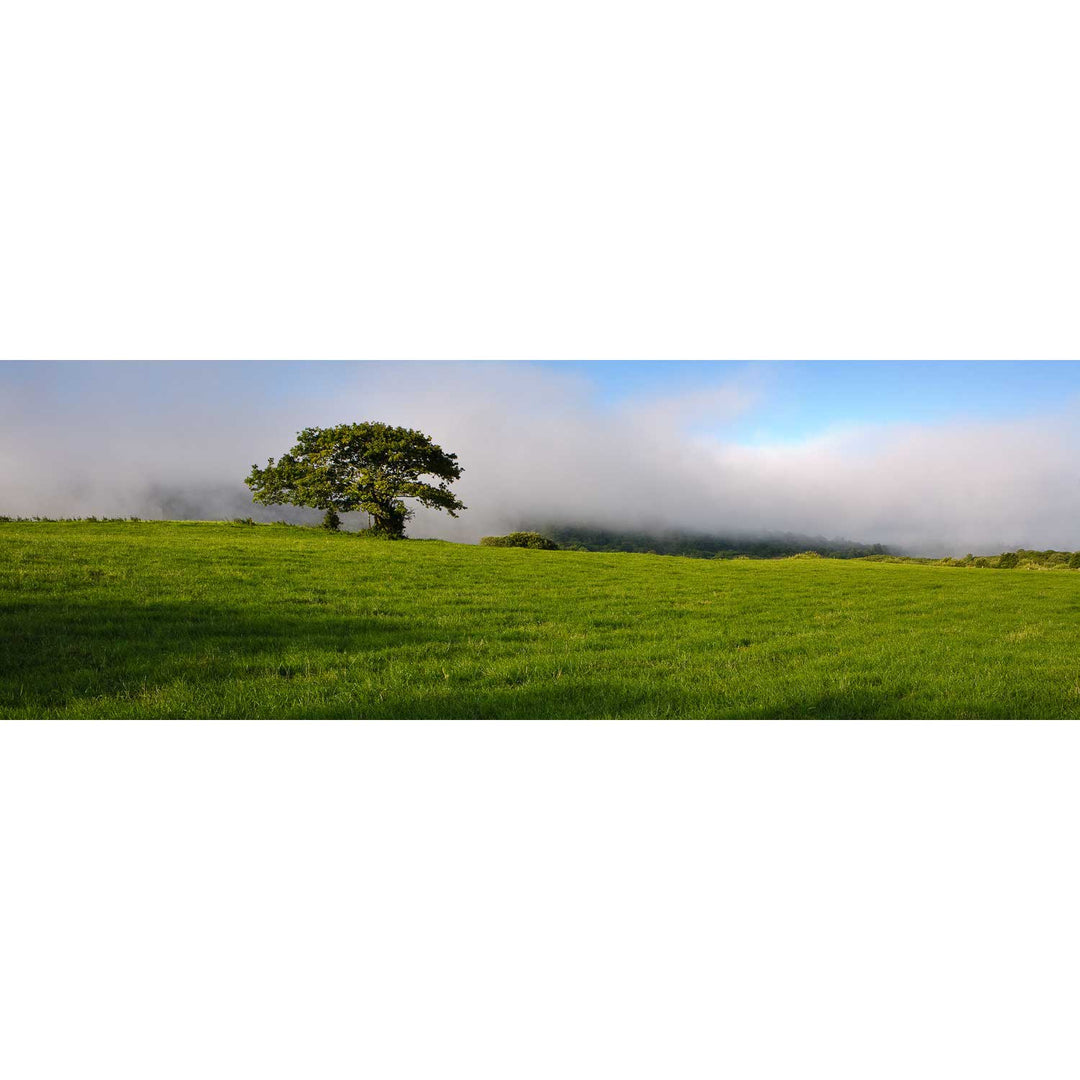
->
[3, 595, 1039, 719]
[742, 692, 918, 720]
[3, 595, 680, 719]
[1, 596, 436, 714]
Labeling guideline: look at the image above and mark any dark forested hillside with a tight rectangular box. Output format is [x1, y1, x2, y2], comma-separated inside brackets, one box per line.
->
[530, 525, 891, 559]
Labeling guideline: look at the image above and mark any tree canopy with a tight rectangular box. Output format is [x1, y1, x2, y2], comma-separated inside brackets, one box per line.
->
[245, 422, 465, 537]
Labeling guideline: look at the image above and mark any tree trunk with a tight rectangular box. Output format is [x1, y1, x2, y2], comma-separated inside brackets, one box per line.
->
[370, 503, 407, 538]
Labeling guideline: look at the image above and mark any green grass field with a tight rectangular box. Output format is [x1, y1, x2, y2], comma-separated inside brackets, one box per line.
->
[3, 520, 1080, 718]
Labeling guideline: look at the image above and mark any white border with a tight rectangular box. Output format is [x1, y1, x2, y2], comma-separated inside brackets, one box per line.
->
[3, 721, 1080, 1079]
[2, 1, 1079, 360]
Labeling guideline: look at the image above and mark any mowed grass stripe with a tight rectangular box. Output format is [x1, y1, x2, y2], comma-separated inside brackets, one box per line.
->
[2, 521, 1080, 718]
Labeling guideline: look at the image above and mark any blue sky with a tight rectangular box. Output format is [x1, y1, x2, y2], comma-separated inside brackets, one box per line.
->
[537, 361, 1080, 442]
[7, 361, 1077, 446]
[258, 359, 1080, 444]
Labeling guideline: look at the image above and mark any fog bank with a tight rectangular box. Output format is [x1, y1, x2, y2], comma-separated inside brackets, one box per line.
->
[2, 362, 1079, 556]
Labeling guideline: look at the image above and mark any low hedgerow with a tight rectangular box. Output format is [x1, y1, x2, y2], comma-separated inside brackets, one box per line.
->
[480, 532, 560, 550]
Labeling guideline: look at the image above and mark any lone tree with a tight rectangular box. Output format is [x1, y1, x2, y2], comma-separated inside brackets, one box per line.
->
[245, 422, 465, 538]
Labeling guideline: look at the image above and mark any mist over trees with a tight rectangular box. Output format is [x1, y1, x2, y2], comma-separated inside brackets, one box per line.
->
[531, 525, 890, 560]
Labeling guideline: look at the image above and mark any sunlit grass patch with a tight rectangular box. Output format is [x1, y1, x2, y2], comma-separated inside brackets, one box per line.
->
[3, 521, 1080, 718]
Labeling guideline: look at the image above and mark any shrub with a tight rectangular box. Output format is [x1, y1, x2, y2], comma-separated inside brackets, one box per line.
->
[232, 517, 256, 526]
[480, 532, 559, 550]
[974, 557, 989, 568]
[1069, 553, 1080, 569]
[997, 552, 1019, 569]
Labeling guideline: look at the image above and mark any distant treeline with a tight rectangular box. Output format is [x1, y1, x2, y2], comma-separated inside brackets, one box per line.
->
[531, 525, 891, 560]
[6, 518, 1080, 570]
[916, 549, 1080, 570]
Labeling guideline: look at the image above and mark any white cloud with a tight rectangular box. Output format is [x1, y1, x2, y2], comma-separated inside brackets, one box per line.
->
[3, 363, 1079, 555]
